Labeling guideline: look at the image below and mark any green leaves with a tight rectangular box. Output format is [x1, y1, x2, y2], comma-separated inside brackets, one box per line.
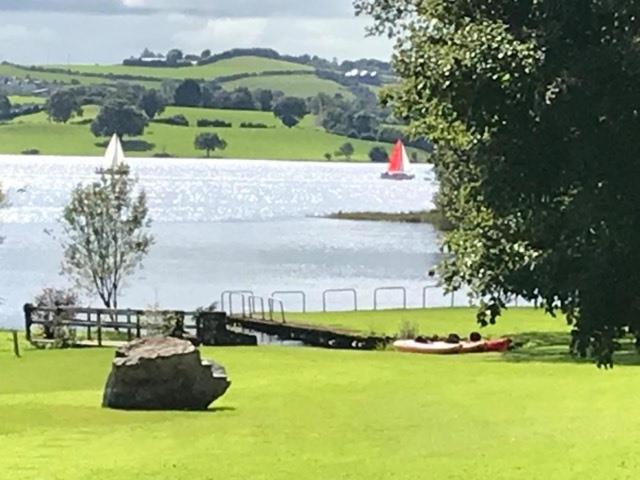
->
[358, 0, 640, 364]
[61, 167, 153, 309]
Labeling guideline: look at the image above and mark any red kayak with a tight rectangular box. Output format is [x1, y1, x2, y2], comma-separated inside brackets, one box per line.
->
[484, 338, 512, 352]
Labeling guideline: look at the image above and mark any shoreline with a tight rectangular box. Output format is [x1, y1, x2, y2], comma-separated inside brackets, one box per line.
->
[324, 209, 453, 231]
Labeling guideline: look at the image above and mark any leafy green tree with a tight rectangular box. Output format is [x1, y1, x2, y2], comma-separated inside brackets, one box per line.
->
[138, 89, 166, 120]
[46, 90, 83, 123]
[368, 146, 387, 163]
[194, 132, 227, 158]
[336, 142, 355, 160]
[91, 101, 146, 138]
[0, 95, 11, 119]
[356, 0, 640, 365]
[166, 48, 183, 65]
[273, 96, 307, 128]
[61, 164, 153, 310]
[255, 89, 274, 111]
[201, 49, 212, 59]
[174, 79, 202, 107]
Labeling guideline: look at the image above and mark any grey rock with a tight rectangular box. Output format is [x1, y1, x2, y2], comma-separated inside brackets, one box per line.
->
[102, 336, 230, 410]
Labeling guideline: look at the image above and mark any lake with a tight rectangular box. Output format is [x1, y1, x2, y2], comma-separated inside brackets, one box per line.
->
[0, 155, 451, 329]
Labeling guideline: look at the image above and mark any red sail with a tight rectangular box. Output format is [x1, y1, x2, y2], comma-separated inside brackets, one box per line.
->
[388, 140, 404, 173]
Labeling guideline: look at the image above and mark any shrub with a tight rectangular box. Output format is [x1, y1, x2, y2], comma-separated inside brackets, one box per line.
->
[152, 151, 173, 158]
[21, 148, 40, 155]
[197, 119, 232, 128]
[239, 122, 269, 129]
[32, 288, 79, 347]
[324, 152, 332, 161]
[397, 320, 419, 340]
[369, 146, 388, 163]
[153, 114, 189, 127]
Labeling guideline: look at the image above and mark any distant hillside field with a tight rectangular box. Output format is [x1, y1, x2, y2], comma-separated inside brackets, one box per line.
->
[51, 56, 313, 80]
[0, 105, 395, 161]
[220, 74, 351, 98]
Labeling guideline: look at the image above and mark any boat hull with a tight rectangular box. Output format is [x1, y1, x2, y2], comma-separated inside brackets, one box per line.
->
[380, 172, 415, 180]
[393, 340, 462, 354]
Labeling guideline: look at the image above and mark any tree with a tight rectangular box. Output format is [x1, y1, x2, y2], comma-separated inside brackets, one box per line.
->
[46, 90, 83, 123]
[273, 96, 307, 128]
[0, 95, 11, 119]
[91, 101, 146, 138]
[138, 89, 166, 120]
[166, 48, 183, 65]
[194, 132, 227, 158]
[201, 49, 212, 59]
[255, 89, 274, 111]
[356, 0, 640, 365]
[336, 142, 354, 160]
[61, 164, 153, 310]
[368, 146, 387, 163]
[174, 79, 202, 107]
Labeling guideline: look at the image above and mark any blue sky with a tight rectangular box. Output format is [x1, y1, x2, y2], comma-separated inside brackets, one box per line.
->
[0, 0, 393, 65]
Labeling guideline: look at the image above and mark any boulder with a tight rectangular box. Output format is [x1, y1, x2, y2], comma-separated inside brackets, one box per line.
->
[102, 336, 230, 410]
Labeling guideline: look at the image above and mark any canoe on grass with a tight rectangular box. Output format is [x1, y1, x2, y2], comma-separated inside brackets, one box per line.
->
[393, 340, 462, 354]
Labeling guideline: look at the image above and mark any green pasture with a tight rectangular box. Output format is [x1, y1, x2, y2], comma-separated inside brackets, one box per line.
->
[0, 105, 387, 160]
[220, 73, 351, 98]
[52, 56, 312, 80]
[2, 307, 639, 480]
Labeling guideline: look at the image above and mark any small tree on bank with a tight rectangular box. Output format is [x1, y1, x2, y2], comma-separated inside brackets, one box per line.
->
[0, 95, 11, 119]
[61, 165, 153, 310]
[194, 132, 227, 158]
[336, 142, 355, 160]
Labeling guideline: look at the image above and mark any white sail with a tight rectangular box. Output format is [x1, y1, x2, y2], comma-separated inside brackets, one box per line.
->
[101, 134, 125, 171]
[400, 143, 412, 173]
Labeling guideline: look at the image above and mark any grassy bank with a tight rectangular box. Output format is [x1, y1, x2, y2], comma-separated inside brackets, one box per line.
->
[0, 105, 386, 160]
[326, 209, 453, 231]
[2, 309, 640, 480]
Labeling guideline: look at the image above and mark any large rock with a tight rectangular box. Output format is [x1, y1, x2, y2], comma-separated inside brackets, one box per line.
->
[102, 337, 230, 410]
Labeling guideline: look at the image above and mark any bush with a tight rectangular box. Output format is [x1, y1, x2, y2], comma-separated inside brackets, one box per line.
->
[21, 148, 40, 155]
[141, 304, 184, 337]
[369, 146, 388, 163]
[397, 320, 419, 340]
[32, 288, 79, 347]
[153, 114, 189, 127]
[197, 119, 232, 128]
[239, 122, 269, 129]
[152, 151, 173, 158]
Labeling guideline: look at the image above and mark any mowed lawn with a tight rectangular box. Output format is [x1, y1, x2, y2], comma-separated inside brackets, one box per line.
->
[2, 311, 640, 480]
[0, 105, 387, 160]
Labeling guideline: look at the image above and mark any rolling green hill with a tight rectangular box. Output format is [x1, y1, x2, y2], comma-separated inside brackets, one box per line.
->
[51, 56, 313, 79]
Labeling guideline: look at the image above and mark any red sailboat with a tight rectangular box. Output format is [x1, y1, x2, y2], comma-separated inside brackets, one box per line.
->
[380, 140, 415, 180]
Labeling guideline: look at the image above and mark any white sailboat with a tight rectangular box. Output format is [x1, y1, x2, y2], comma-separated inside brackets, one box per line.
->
[96, 134, 126, 174]
[380, 140, 415, 180]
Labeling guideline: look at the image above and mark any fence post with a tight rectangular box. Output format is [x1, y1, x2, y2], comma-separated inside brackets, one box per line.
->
[12, 331, 20, 358]
[23, 303, 33, 342]
[97, 312, 102, 347]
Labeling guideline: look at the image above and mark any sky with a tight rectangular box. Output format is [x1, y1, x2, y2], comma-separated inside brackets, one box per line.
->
[0, 0, 393, 65]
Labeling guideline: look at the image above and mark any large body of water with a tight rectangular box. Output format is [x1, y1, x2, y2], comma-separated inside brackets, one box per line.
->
[0, 155, 449, 328]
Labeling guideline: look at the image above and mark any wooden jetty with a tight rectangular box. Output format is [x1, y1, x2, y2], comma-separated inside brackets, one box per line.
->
[23, 304, 390, 350]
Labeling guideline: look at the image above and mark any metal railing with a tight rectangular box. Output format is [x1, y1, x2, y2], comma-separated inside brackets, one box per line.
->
[268, 297, 286, 323]
[373, 286, 407, 310]
[271, 290, 306, 313]
[220, 290, 254, 312]
[322, 288, 358, 312]
[248, 296, 266, 320]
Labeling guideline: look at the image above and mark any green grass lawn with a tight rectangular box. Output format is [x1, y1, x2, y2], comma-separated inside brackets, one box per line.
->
[220, 73, 351, 98]
[7, 95, 47, 105]
[2, 310, 640, 480]
[0, 63, 120, 86]
[0, 105, 387, 160]
[52, 56, 313, 80]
